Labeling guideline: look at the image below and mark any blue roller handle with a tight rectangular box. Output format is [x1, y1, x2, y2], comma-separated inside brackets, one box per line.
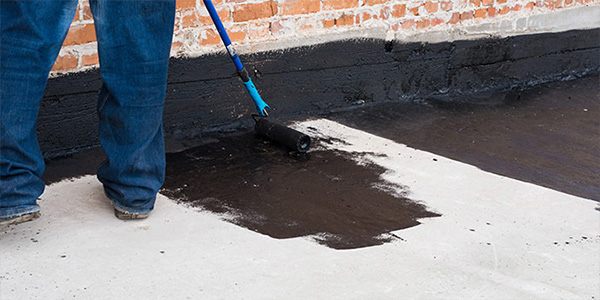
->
[203, 0, 270, 116]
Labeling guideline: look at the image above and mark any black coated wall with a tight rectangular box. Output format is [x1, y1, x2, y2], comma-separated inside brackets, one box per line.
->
[39, 29, 599, 158]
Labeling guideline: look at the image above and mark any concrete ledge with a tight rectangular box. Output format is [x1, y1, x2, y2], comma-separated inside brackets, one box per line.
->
[211, 5, 600, 56]
[399, 5, 600, 44]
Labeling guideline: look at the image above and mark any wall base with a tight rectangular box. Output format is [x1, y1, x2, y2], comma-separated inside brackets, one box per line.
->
[39, 28, 599, 158]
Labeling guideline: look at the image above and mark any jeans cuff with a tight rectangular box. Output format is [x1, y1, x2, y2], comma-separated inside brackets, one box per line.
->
[0, 205, 41, 219]
[104, 190, 155, 215]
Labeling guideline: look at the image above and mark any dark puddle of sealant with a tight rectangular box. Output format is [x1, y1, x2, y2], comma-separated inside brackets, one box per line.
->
[161, 132, 439, 250]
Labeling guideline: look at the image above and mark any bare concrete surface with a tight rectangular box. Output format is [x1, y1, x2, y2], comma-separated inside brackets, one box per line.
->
[2, 76, 599, 299]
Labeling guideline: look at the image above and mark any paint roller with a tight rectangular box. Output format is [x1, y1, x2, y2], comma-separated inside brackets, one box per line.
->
[203, 0, 311, 153]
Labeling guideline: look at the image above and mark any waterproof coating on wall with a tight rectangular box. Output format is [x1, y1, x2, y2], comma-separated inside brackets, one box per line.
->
[255, 119, 311, 153]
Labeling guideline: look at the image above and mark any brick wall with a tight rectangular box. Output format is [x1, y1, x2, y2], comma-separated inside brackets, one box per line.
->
[52, 0, 598, 73]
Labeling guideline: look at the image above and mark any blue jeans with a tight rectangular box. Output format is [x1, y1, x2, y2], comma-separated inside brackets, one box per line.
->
[0, 0, 176, 217]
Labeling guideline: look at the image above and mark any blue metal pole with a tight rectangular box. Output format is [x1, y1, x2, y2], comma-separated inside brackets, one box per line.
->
[203, 0, 270, 116]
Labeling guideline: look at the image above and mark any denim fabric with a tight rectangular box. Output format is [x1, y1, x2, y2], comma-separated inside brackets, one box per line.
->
[1, 0, 175, 217]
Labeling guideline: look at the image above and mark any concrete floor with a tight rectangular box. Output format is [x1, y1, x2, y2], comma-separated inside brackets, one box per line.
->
[1, 76, 599, 299]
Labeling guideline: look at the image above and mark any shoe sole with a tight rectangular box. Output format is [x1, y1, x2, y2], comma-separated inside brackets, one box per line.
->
[114, 208, 149, 220]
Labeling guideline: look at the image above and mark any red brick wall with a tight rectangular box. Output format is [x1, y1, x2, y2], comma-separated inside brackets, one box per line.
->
[52, 0, 598, 73]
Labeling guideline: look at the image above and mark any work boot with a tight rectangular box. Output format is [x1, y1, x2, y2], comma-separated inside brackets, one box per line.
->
[0, 211, 41, 226]
[113, 208, 150, 220]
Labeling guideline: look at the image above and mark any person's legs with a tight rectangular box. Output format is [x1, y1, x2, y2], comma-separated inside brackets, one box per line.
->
[90, 0, 175, 217]
[0, 0, 78, 224]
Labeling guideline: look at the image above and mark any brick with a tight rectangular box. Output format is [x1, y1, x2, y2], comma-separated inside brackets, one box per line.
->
[363, 0, 387, 5]
[543, 0, 555, 8]
[337, 13, 355, 26]
[81, 53, 99, 66]
[440, 1, 453, 11]
[525, 2, 535, 9]
[457, 0, 469, 7]
[320, 14, 355, 27]
[470, 0, 481, 6]
[401, 19, 415, 29]
[482, 0, 494, 5]
[181, 12, 200, 28]
[233, 1, 277, 22]
[487, 6, 496, 17]
[82, 0, 92, 20]
[448, 12, 460, 24]
[416, 18, 431, 29]
[496, 0, 507, 3]
[280, 0, 320, 15]
[322, 19, 336, 28]
[512, 4, 522, 11]
[171, 41, 184, 51]
[392, 4, 406, 17]
[498, 6, 511, 14]
[270, 20, 285, 33]
[356, 12, 373, 23]
[460, 11, 474, 20]
[51, 53, 78, 71]
[424, 2, 438, 13]
[197, 8, 230, 26]
[431, 18, 444, 26]
[322, 0, 359, 10]
[474, 8, 487, 18]
[409, 6, 420, 16]
[63, 23, 96, 46]
[380, 6, 392, 19]
[176, 0, 196, 9]
[199, 29, 221, 45]
[184, 8, 230, 28]
[229, 24, 247, 41]
[300, 24, 314, 31]
[556, 0, 564, 8]
[249, 22, 271, 39]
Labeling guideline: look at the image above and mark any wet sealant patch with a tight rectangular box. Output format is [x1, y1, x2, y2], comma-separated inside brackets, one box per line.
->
[327, 76, 600, 201]
[161, 132, 439, 249]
